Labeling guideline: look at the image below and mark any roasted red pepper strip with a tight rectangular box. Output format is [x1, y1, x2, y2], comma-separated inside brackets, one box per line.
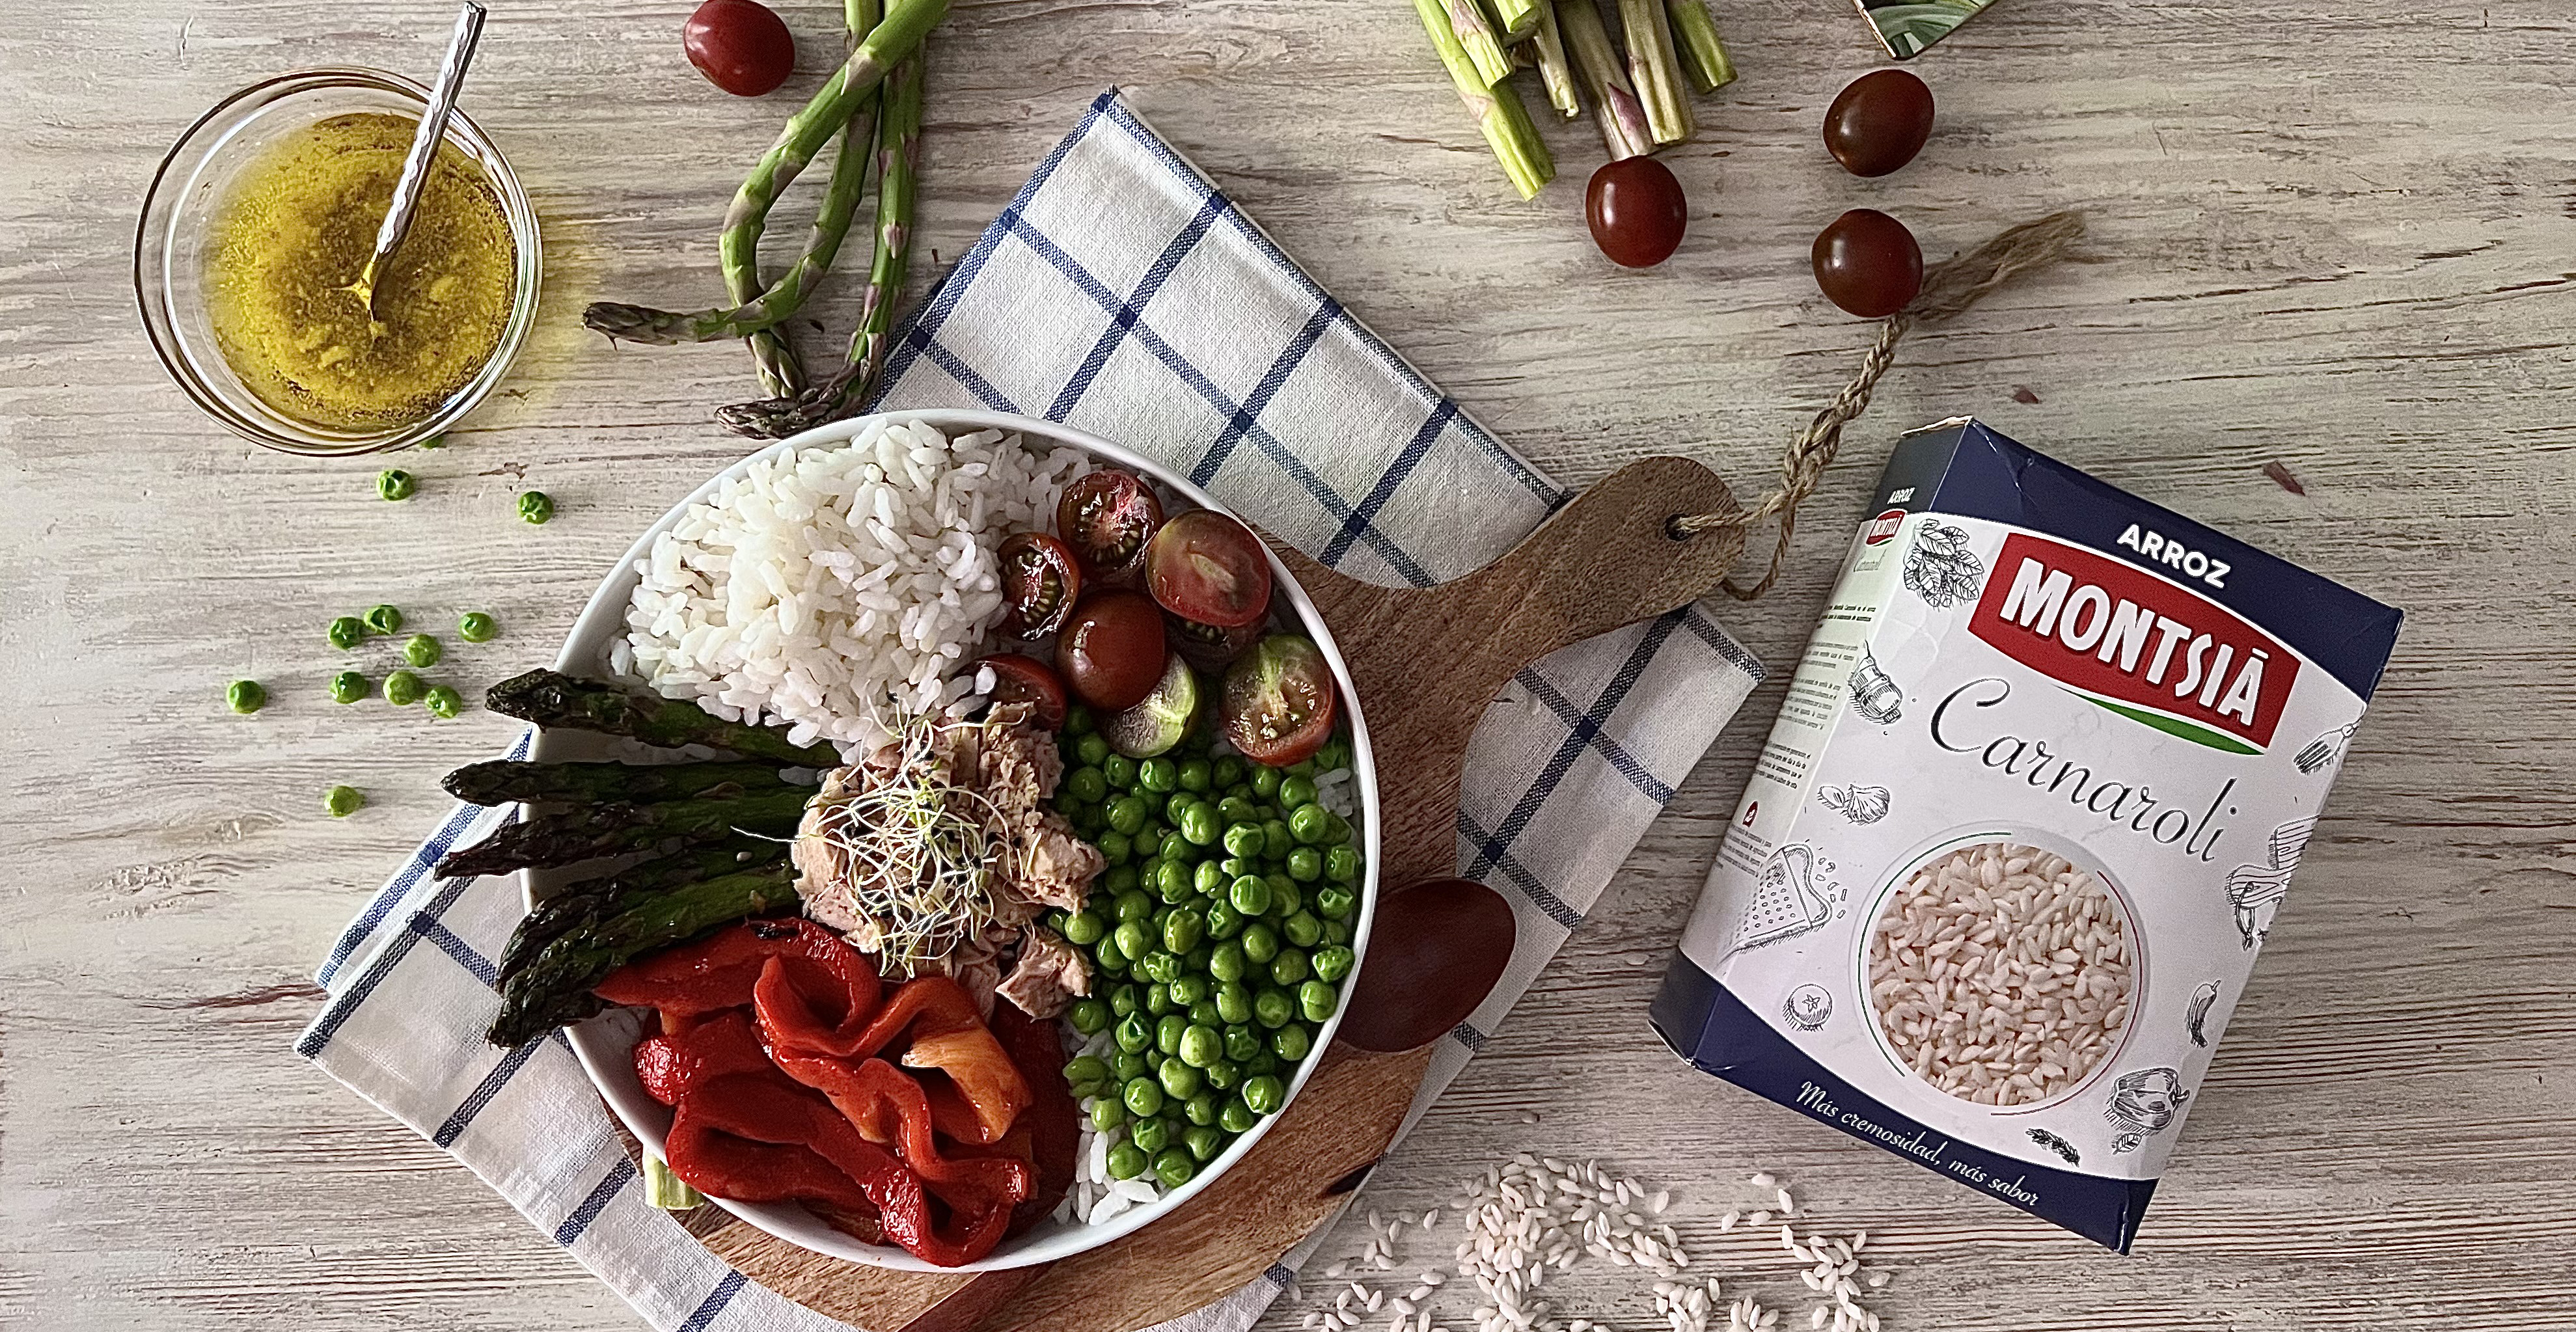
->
[766, 1048, 1030, 1263]
[989, 1001, 1078, 1234]
[634, 1010, 776, 1106]
[596, 918, 871, 1021]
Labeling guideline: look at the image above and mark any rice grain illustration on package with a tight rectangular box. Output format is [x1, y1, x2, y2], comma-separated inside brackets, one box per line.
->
[1651, 418, 2402, 1252]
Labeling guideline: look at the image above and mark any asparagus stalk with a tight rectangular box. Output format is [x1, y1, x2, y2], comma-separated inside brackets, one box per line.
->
[1417, 0, 1554, 200]
[444, 759, 808, 807]
[436, 788, 811, 880]
[1444, 0, 1514, 87]
[1529, 0, 1582, 119]
[487, 866, 800, 1047]
[1664, 0, 1736, 94]
[645, 1156, 706, 1210]
[1559, 0, 1653, 159]
[497, 839, 788, 983]
[483, 670, 842, 767]
[716, 51, 926, 439]
[1488, 0, 1541, 40]
[1618, 0, 1694, 145]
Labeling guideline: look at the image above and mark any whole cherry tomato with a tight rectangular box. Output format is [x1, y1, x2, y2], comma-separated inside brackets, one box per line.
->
[1812, 209, 1923, 318]
[1824, 70, 1936, 178]
[1585, 157, 1688, 269]
[1060, 591, 1168, 711]
[684, 0, 796, 98]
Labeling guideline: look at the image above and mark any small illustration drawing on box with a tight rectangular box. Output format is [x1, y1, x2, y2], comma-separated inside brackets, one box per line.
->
[1782, 983, 1834, 1031]
[2185, 981, 2219, 1048]
[2105, 1068, 2189, 1154]
[1850, 649, 1903, 724]
[1816, 783, 1891, 824]
[2027, 1128, 2081, 1166]
[2295, 722, 2357, 775]
[1902, 520, 1984, 608]
[2226, 817, 2317, 949]
[1726, 845, 1833, 956]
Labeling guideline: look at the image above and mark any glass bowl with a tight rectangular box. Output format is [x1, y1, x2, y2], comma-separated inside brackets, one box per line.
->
[133, 67, 541, 457]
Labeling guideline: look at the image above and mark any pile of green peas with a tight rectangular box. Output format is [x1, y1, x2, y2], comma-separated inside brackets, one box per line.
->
[1041, 705, 1363, 1192]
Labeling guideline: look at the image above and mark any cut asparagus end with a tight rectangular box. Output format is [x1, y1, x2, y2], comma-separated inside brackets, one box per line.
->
[1418, 0, 1557, 198]
[1445, 0, 1515, 86]
[1666, 0, 1736, 94]
[1531, 0, 1584, 119]
[1618, 0, 1694, 144]
[1488, 0, 1543, 41]
[645, 1155, 706, 1210]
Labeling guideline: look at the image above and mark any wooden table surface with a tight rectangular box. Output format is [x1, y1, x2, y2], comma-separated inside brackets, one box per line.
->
[7, 0, 2572, 1327]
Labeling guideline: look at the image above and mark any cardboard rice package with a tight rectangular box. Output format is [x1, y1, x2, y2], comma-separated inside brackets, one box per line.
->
[1651, 418, 2402, 1251]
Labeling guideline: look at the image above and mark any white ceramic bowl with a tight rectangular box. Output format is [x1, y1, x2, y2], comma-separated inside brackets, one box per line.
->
[534, 409, 1380, 1271]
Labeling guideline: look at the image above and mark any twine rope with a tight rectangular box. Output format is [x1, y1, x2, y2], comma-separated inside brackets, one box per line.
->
[1671, 210, 2088, 600]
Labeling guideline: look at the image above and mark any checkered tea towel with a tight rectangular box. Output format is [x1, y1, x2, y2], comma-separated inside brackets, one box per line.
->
[297, 88, 1764, 1332]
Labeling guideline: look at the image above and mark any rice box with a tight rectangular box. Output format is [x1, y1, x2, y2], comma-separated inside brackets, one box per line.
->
[1650, 418, 2402, 1251]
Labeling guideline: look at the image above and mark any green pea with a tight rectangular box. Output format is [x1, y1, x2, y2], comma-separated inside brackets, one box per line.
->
[1280, 775, 1317, 809]
[1215, 981, 1254, 1024]
[1093, 933, 1129, 974]
[328, 670, 368, 705]
[1157, 791, 1192, 826]
[1181, 804, 1220, 847]
[1065, 1055, 1111, 1087]
[1109, 983, 1141, 1017]
[1203, 900, 1242, 940]
[1159, 1059, 1203, 1100]
[1188, 998, 1223, 1028]
[1167, 973, 1210, 1007]
[1102, 753, 1137, 788]
[1311, 945, 1356, 984]
[1179, 1023, 1222, 1068]
[1204, 1058, 1240, 1091]
[1250, 767, 1281, 798]
[1129, 1115, 1172, 1154]
[1184, 1092, 1220, 1127]
[1106, 1142, 1148, 1180]
[1228, 876, 1272, 917]
[1286, 846, 1323, 882]
[1262, 819, 1293, 860]
[1116, 890, 1155, 922]
[1185, 1124, 1226, 1162]
[1244, 1050, 1280, 1078]
[329, 616, 366, 649]
[1254, 988, 1295, 1029]
[1222, 822, 1265, 858]
[1291, 804, 1332, 845]
[1114, 921, 1153, 962]
[1065, 910, 1108, 946]
[1271, 948, 1311, 986]
[1224, 1025, 1263, 1063]
[1157, 908, 1201, 957]
[423, 685, 464, 719]
[1157, 1013, 1188, 1056]
[1220, 1100, 1258, 1133]
[516, 489, 555, 524]
[376, 469, 417, 501]
[225, 679, 266, 714]
[400, 634, 442, 669]
[1241, 922, 1280, 965]
[1324, 919, 1354, 946]
[1208, 941, 1247, 985]
[1106, 796, 1146, 835]
[383, 670, 426, 706]
[1283, 910, 1323, 948]
[1267, 879, 1302, 917]
[1316, 885, 1357, 921]
[1213, 757, 1245, 789]
[1242, 1074, 1287, 1115]
[1067, 766, 1109, 804]
[1091, 1100, 1128, 1133]
[1115, 1013, 1153, 1053]
[1142, 983, 1173, 1016]
[1069, 998, 1111, 1035]
[1153, 1148, 1197, 1188]
[1300, 979, 1340, 1022]
[1110, 1049, 1149, 1082]
[323, 785, 365, 817]
[1123, 1076, 1166, 1117]
[456, 611, 498, 643]
[1188, 858, 1222, 897]
[1061, 703, 1095, 736]
[1143, 951, 1183, 985]
[1326, 845, 1361, 884]
[1077, 733, 1113, 768]
[1273, 1024, 1313, 1062]
[363, 604, 404, 635]
[1138, 757, 1177, 793]
[1177, 758, 1212, 793]
[1112, 867, 1147, 899]
[1157, 830, 1191, 863]
[1220, 856, 1257, 882]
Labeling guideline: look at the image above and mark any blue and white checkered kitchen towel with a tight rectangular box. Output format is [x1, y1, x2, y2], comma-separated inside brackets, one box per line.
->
[298, 89, 1764, 1332]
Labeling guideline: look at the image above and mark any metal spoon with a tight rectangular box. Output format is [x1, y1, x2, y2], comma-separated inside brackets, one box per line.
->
[346, 1, 488, 316]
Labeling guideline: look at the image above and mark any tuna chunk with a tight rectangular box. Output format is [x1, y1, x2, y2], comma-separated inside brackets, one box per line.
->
[996, 926, 1091, 1019]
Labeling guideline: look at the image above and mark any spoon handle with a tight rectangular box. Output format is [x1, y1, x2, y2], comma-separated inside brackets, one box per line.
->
[363, 1, 487, 295]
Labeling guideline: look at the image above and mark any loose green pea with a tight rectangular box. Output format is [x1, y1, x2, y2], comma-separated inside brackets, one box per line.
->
[1116, 890, 1155, 922]
[1106, 1142, 1148, 1180]
[364, 604, 404, 635]
[1222, 822, 1265, 858]
[1323, 919, 1354, 946]
[423, 684, 464, 719]
[1177, 758, 1212, 792]
[329, 616, 366, 649]
[1156, 829, 1190, 863]
[1142, 983, 1173, 1016]
[396, 634, 439, 668]
[1098, 830, 1133, 866]
[381, 670, 424, 705]
[1115, 1013, 1153, 1053]
[1242, 1074, 1287, 1115]
[1215, 981, 1254, 1024]
[1066, 910, 1108, 946]
[1104, 863, 1141, 897]
[1153, 1148, 1197, 1188]
[1267, 879, 1302, 918]
[1110, 983, 1142, 1017]
[225, 679, 266, 714]
[1300, 979, 1340, 1022]
[1286, 758, 1317, 778]
[1159, 1059, 1203, 1100]
[1326, 845, 1361, 884]
[1066, 766, 1109, 804]
[1065, 704, 1095, 735]
[1271, 948, 1310, 986]
[1280, 775, 1317, 809]
[1220, 1100, 1258, 1133]
[1139, 757, 1178, 793]
[1204, 900, 1242, 940]
[456, 611, 498, 643]
[1111, 1049, 1149, 1082]
[1159, 908, 1204, 956]
[1254, 988, 1295, 1029]
[1220, 856, 1257, 882]
[1188, 998, 1223, 1029]
[1287, 846, 1322, 882]
[1311, 945, 1356, 984]
[1123, 1076, 1166, 1117]
[1167, 973, 1211, 1007]
[1091, 1100, 1128, 1132]
[323, 785, 365, 817]
[1209, 941, 1248, 985]
[1228, 875, 1272, 917]
[376, 469, 417, 501]
[1142, 951, 1183, 985]
[1113, 920, 1153, 964]
[1272, 1024, 1313, 1062]
[517, 489, 555, 524]
[1179, 1023, 1223, 1068]
[1185, 1124, 1226, 1162]
[1107, 796, 1147, 836]
[1184, 1092, 1220, 1127]
[1240, 922, 1280, 966]
[1316, 885, 1357, 920]
[1093, 933, 1129, 973]
[1065, 1055, 1111, 1087]
[1291, 804, 1332, 845]
[1189, 858, 1223, 897]
[1181, 804, 1220, 846]
[1129, 1115, 1172, 1154]
[327, 670, 368, 704]
[1162, 791, 1197, 826]
[1204, 1058, 1240, 1091]
[1079, 734, 1114, 768]
[1213, 757, 1246, 789]
[1250, 767, 1281, 798]
[1244, 1050, 1280, 1078]
[1157, 1013, 1188, 1056]
[1283, 910, 1323, 948]
[1069, 998, 1112, 1034]
[1262, 819, 1293, 860]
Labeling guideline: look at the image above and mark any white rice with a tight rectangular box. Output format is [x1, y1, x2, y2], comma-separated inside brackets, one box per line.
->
[614, 420, 1087, 752]
[1062, 1026, 1166, 1225]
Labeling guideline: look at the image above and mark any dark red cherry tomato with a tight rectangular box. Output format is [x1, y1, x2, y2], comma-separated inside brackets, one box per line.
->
[998, 531, 1081, 637]
[1222, 634, 1337, 767]
[1167, 612, 1262, 674]
[1146, 510, 1272, 629]
[1056, 469, 1163, 584]
[1585, 156, 1688, 269]
[976, 653, 1067, 730]
[1060, 591, 1168, 711]
[1824, 70, 1935, 178]
[683, 0, 796, 98]
[1812, 209, 1923, 318]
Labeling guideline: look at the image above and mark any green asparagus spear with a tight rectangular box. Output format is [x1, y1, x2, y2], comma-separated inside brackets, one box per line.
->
[486, 866, 800, 1047]
[1619, 0, 1693, 145]
[497, 839, 788, 982]
[716, 51, 925, 439]
[1488, 0, 1541, 40]
[1530, 0, 1582, 120]
[1561, 0, 1652, 159]
[1444, 0, 1514, 87]
[1416, 0, 1554, 200]
[1664, 0, 1734, 94]
[443, 759, 810, 807]
[436, 788, 811, 880]
[482, 670, 842, 766]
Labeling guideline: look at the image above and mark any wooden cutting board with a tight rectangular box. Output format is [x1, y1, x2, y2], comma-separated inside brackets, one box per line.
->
[647, 455, 1746, 1332]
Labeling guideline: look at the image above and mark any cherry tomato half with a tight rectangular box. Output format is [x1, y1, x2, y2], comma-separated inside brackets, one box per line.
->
[998, 531, 1082, 638]
[1168, 613, 1262, 674]
[1585, 156, 1688, 269]
[1222, 634, 1337, 767]
[1060, 591, 1168, 711]
[1147, 510, 1272, 629]
[1824, 69, 1935, 178]
[978, 653, 1067, 730]
[1812, 208, 1923, 318]
[1057, 469, 1164, 584]
[683, 0, 796, 98]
